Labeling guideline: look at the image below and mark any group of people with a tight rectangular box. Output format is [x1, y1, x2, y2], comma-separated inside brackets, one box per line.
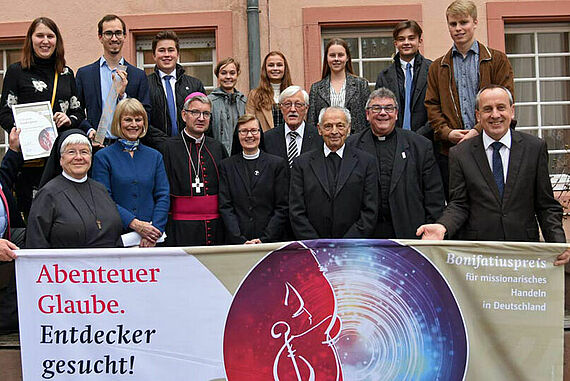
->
[0, 1, 567, 260]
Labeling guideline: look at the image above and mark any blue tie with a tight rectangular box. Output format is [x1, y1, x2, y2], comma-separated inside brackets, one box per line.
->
[403, 62, 413, 130]
[492, 141, 504, 198]
[163, 75, 178, 136]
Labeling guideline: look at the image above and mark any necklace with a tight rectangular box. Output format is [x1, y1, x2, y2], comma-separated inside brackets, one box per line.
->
[71, 180, 102, 230]
[181, 132, 205, 194]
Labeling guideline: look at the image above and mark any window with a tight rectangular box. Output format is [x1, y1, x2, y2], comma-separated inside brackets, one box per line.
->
[505, 24, 570, 183]
[322, 29, 394, 91]
[135, 33, 216, 93]
[0, 45, 22, 158]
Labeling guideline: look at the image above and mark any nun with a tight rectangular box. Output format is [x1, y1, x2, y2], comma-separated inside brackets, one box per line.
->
[26, 129, 123, 248]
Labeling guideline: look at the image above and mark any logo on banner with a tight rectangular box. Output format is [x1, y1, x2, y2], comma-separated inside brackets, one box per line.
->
[223, 240, 468, 381]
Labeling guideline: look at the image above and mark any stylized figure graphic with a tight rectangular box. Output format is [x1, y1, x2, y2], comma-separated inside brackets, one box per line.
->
[224, 242, 343, 380]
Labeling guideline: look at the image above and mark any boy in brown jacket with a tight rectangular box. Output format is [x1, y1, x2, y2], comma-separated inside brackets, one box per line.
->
[425, 0, 514, 197]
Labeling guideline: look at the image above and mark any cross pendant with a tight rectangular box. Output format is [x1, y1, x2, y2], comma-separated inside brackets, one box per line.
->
[192, 176, 204, 194]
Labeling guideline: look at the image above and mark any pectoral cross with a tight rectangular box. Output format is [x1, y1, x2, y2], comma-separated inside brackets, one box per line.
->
[192, 176, 204, 194]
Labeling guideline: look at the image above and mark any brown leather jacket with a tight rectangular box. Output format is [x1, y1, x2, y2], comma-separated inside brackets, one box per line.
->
[425, 41, 514, 154]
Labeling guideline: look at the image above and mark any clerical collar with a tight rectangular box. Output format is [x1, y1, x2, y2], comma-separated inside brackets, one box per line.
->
[243, 150, 260, 160]
[159, 69, 177, 80]
[183, 129, 204, 143]
[375, 128, 397, 141]
[62, 171, 87, 183]
[324, 143, 345, 158]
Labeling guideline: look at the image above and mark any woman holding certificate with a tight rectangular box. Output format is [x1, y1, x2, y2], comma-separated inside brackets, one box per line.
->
[92, 98, 169, 247]
[0, 17, 85, 217]
[26, 130, 122, 248]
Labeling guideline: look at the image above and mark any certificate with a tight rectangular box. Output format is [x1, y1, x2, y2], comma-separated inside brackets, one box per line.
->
[12, 101, 58, 161]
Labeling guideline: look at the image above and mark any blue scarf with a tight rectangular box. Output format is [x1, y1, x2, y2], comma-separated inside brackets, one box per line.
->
[118, 139, 139, 151]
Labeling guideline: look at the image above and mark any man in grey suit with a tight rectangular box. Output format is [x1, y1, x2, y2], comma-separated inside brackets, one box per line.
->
[375, 20, 432, 138]
[417, 85, 570, 265]
[264, 85, 322, 167]
[289, 106, 378, 239]
[349, 88, 444, 239]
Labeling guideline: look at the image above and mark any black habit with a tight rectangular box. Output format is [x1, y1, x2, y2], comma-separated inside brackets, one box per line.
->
[26, 175, 123, 249]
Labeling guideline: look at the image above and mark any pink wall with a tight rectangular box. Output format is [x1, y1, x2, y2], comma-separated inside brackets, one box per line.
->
[1, 0, 569, 91]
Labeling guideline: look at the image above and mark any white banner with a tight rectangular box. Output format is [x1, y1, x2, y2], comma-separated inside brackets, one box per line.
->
[16, 248, 231, 380]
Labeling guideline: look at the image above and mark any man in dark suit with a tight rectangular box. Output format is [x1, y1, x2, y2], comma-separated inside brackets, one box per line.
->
[349, 87, 444, 239]
[264, 85, 322, 167]
[375, 20, 432, 138]
[417, 85, 570, 265]
[76, 14, 151, 146]
[289, 106, 378, 239]
[146, 30, 205, 147]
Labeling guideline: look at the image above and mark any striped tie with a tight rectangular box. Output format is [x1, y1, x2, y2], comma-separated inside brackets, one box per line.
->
[287, 131, 299, 168]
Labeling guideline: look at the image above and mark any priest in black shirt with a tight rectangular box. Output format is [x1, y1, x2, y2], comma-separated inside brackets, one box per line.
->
[290, 106, 378, 239]
[348, 88, 445, 238]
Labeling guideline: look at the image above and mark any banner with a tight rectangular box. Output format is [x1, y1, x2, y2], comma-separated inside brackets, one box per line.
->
[15, 240, 566, 380]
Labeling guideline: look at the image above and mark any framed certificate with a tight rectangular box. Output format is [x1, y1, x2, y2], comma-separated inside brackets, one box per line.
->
[12, 101, 58, 161]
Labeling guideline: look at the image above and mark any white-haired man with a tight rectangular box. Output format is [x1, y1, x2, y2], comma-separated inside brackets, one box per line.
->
[290, 106, 378, 239]
[264, 85, 322, 168]
[160, 93, 228, 246]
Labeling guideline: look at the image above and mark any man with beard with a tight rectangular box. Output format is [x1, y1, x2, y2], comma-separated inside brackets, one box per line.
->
[160, 93, 228, 246]
[76, 14, 151, 146]
[264, 86, 322, 168]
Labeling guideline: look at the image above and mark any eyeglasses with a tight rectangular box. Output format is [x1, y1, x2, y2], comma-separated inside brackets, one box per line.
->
[101, 30, 125, 39]
[280, 102, 307, 109]
[62, 149, 91, 157]
[238, 129, 260, 136]
[321, 123, 348, 132]
[184, 109, 212, 119]
[366, 105, 397, 114]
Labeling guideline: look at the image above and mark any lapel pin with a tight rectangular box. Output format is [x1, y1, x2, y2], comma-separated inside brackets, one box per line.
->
[254, 170, 260, 176]
[402, 152, 406, 159]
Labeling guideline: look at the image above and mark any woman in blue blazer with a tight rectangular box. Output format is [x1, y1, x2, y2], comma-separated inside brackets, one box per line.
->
[92, 98, 169, 247]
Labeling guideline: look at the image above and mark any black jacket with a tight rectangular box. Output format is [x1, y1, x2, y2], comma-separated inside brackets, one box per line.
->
[0, 149, 25, 232]
[219, 151, 289, 243]
[146, 64, 205, 146]
[289, 145, 378, 239]
[348, 128, 444, 238]
[375, 53, 432, 138]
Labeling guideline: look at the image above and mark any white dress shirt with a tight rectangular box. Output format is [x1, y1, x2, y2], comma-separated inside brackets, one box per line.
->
[285, 122, 305, 153]
[482, 129, 511, 184]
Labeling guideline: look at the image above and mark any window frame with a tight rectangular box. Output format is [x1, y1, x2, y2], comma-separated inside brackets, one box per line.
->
[321, 29, 395, 88]
[302, 4, 422, 89]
